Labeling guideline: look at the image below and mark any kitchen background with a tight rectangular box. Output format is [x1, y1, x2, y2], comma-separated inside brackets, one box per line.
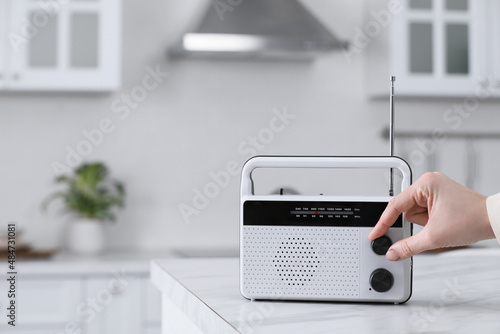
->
[2, 0, 500, 255]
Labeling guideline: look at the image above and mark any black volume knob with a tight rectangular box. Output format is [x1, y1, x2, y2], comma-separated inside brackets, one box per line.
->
[370, 268, 394, 293]
[371, 235, 393, 255]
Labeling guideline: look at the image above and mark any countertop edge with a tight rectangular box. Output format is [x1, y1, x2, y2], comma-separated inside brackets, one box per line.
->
[150, 259, 241, 334]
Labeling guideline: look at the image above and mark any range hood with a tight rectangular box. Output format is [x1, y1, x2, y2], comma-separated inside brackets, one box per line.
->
[170, 0, 348, 60]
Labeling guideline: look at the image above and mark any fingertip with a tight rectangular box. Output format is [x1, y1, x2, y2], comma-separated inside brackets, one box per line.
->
[369, 219, 392, 241]
[387, 236, 422, 261]
[368, 228, 382, 241]
[386, 249, 401, 261]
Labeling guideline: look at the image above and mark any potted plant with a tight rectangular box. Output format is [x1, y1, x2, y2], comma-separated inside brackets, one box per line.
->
[44, 162, 125, 255]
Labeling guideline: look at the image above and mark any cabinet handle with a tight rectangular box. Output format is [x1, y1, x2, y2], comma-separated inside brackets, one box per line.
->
[478, 78, 488, 88]
[109, 281, 124, 295]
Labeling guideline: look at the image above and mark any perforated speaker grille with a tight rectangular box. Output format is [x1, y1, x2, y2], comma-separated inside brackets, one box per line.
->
[242, 226, 360, 298]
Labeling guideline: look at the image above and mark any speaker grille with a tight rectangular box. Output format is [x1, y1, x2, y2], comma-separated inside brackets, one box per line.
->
[275, 238, 319, 285]
[243, 226, 360, 298]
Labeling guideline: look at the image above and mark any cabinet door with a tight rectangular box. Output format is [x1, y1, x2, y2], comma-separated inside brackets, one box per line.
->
[85, 276, 142, 334]
[392, 0, 481, 95]
[487, 0, 500, 93]
[0, 277, 83, 333]
[8, 0, 121, 91]
[0, 1, 7, 88]
[144, 279, 162, 332]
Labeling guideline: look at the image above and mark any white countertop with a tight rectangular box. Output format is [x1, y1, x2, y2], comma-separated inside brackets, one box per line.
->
[15, 249, 173, 276]
[151, 249, 500, 334]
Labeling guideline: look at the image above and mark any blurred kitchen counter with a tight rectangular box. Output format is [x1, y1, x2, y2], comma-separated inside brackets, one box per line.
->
[0, 249, 175, 334]
[151, 248, 500, 334]
[11, 249, 175, 276]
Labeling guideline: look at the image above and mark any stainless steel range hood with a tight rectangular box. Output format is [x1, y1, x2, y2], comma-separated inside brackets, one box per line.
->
[170, 0, 348, 60]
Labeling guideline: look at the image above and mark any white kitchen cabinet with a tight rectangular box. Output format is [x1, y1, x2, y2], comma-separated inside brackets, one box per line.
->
[0, 252, 164, 334]
[0, 275, 84, 334]
[0, 277, 83, 333]
[0, 0, 7, 89]
[145, 329, 162, 334]
[17, 278, 83, 324]
[3, 0, 121, 91]
[86, 277, 142, 334]
[366, 0, 500, 97]
[144, 280, 162, 333]
[483, 0, 500, 92]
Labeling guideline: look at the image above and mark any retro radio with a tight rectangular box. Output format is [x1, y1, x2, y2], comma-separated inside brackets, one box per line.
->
[239, 156, 412, 303]
[239, 78, 412, 303]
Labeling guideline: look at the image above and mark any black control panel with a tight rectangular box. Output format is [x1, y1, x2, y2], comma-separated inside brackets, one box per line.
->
[243, 200, 402, 227]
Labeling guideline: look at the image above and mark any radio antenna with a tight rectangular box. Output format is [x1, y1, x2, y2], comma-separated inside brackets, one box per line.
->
[389, 76, 395, 196]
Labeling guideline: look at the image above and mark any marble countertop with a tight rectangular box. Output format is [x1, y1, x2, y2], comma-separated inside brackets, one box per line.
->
[151, 248, 500, 334]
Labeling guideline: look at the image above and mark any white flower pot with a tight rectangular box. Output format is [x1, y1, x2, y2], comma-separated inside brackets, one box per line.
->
[67, 219, 104, 255]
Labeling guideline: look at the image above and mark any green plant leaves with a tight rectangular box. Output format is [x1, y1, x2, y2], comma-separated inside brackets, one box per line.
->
[44, 162, 125, 222]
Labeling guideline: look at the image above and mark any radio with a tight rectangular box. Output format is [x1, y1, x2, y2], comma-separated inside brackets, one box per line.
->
[239, 156, 412, 303]
[239, 78, 413, 304]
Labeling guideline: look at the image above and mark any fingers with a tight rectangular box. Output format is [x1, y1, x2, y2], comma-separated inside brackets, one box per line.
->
[368, 208, 398, 240]
[404, 210, 429, 226]
[369, 182, 427, 241]
[386, 233, 428, 261]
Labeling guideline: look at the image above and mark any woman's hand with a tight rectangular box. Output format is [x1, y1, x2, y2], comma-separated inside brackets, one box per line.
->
[369, 172, 494, 261]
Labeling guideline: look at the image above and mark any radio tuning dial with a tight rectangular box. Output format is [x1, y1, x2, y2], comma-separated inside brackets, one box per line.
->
[371, 235, 393, 255]
[370, 269, 394, 293]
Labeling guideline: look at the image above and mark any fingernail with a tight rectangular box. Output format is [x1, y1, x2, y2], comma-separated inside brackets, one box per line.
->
[386, 249, 400, 261]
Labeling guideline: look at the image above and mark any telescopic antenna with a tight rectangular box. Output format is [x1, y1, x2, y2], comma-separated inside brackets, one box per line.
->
[389, 76, 395, 196]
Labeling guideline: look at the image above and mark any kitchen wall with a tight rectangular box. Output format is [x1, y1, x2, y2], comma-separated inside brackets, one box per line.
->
[2, 0, 500, 252]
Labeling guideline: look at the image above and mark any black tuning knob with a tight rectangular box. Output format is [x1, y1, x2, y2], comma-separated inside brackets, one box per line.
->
[370, 268, 394, 293]
[371, 235, 393, 255]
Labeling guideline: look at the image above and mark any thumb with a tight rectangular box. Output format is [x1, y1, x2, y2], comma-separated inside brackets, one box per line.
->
[386, 234, 427, 261]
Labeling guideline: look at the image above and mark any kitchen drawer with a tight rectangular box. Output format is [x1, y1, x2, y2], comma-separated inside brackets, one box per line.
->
[145, 279, 161, 323]
[85, 276, 142, 334]
[145, 328, 161, 334]
[1, 277, 82, 325]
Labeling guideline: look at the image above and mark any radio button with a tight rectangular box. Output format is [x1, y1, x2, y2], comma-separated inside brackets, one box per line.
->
[370, 269, 394, 293]
[371, 235, 393, 255]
